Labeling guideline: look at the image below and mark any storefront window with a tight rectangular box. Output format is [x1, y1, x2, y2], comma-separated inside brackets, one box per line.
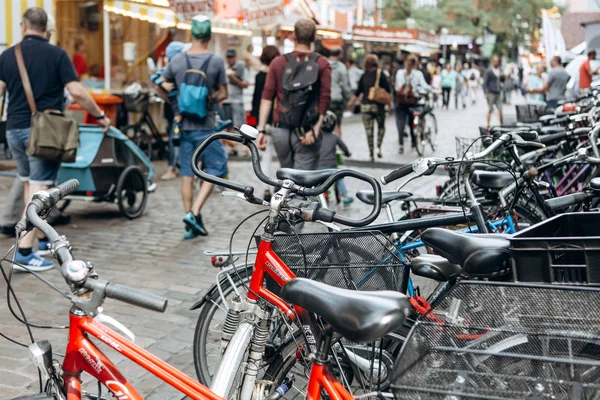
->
[56, 0, 171, 90]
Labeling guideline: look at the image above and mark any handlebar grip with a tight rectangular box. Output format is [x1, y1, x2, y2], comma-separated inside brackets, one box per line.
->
[104, 282, 168, 313]
[47, 179, 80, 205]
[550, 116, 569, 125]
[539, 132, 567, 145]
[381, 164, 413, 185]
[516, 130, 538, 142]
[544, 192, 591, 210]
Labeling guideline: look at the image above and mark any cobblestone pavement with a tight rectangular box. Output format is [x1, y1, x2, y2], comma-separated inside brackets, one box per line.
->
[0, 88, 514, 397]
[0, 155, 446, 398]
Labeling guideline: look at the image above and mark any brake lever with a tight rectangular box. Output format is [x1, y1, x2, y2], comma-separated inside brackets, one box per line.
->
[221, 191, 268, 206]
[395, 158, 442, 191]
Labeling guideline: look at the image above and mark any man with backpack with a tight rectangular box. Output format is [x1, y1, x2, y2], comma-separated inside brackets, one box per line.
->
[328, 47, 352, 136]
[256, 18, 332, 170]
[162, 15, 228, 239]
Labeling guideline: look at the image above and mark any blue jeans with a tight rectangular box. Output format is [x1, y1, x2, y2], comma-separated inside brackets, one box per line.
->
[6, 128, 61, 185]
[167, 121, 179, 169]
[336, 179, 348, 197]
[179, 129, 228, 178]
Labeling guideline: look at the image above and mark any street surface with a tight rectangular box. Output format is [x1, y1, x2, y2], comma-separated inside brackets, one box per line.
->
[0, 91, 520, 398]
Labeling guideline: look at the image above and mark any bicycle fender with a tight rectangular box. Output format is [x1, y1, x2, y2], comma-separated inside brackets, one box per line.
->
[189, 265, 253, 311]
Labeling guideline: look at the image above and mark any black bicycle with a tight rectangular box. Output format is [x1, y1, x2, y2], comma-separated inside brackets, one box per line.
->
[413, 95, 438, 156]
[120, 90, 168, 161]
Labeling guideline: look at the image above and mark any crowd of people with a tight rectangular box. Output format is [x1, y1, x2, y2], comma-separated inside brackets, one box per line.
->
[5, 6, 600, 271]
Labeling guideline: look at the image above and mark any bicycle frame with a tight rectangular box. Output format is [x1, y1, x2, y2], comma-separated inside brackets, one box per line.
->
[59, 267, 352, 400]
[62, 312, 223, 400]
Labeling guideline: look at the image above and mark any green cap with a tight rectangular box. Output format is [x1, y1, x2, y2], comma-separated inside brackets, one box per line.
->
[192, 15, 211, 39]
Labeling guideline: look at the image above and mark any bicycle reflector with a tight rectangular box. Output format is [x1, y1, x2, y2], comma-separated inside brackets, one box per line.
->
[436, 185, 442, 197]
[29, 341, 53, 380]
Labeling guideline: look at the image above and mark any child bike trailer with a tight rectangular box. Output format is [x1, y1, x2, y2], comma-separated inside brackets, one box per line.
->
[56, 125, 155, 219]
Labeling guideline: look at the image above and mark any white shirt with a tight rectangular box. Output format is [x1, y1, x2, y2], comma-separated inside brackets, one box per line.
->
[395, 68, 431, 94]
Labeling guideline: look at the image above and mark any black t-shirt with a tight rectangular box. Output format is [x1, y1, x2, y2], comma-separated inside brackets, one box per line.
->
[251, 71, 266, 118]
[0, 35, 79, 130]
[355, 69, 391, 105]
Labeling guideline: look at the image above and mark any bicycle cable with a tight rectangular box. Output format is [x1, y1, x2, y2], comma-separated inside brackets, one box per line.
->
[0, 235, 43, 391]
[226, 208, 269, 298]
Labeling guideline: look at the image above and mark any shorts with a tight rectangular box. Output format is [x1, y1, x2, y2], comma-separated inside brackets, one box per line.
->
[223, 103, 246, 128]
[6, 128, 60, 185]
[486, 93, 503, 111]
[329, 101, 345, 126]
[179, 129, 228, 178]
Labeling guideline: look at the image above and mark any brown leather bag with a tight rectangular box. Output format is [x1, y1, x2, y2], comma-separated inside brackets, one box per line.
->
[368, 69, 392, 105]
[396, 70, 416, 105]
[15, 43, 79, 163]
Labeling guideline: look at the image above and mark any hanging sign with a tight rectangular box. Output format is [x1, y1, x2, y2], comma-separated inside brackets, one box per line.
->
[241, 0, 284, 28]
[169, 0, 215, 20]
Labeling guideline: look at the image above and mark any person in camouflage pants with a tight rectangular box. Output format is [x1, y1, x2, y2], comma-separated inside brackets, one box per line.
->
[361, 103, 386, 160]
[347, 54, 392, 161]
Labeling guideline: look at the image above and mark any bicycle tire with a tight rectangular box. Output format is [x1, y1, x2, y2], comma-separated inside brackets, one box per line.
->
[132, 128, 153, 160]
[425, 113, 438, 152]
[414, 121, 425, 156]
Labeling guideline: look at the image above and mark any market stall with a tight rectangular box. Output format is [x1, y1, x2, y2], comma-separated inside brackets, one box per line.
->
[0, 0, 55, 51]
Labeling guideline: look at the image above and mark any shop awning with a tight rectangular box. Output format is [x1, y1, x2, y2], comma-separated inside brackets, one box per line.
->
[104, 0, 252, 36]
[105, 0, 176, 27]
[352, 25, 440, 48]
[1, 0, 55, 50]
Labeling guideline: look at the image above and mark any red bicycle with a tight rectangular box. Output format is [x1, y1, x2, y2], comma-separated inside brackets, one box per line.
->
[189, 127, 413, 398]
[11, 159, 409, 400]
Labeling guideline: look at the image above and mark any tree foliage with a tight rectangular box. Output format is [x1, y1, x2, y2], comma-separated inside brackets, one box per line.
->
[384, 0, 554, 54]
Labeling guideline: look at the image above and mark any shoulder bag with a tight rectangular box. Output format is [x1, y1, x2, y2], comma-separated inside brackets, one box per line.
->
[15, 43, 79, 163]
[368, 69, 392, 105]
[0, 93, 6, 152]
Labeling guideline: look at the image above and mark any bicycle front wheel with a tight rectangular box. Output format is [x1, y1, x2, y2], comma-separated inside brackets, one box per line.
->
[424, 113, 438, 152]
[414, 120, 425, 156]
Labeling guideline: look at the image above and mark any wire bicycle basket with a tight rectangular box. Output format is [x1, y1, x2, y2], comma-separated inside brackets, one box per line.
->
[391, 281, 600, 399]
[266, 231, 410, 295]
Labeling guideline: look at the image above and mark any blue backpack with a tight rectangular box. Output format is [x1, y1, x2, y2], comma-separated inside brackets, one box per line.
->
[178, 54, 213, 120]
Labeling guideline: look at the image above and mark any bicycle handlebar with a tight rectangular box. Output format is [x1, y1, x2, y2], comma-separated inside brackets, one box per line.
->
[545, 192, 593, 210]
[191, 129, 382, 227]
[23, 180, 168, 314]
[381, 164, 413, 185]
[381, 131, 544, 186]
[84, 279, 167, 313]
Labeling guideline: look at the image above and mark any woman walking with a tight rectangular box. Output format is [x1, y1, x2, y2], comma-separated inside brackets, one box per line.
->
[440, 63, 455, 109]
[348, 54, 393, 162]
[394, 55, 431, 154]
[252, 45, 280, 199]
[454, 64, 467, 109]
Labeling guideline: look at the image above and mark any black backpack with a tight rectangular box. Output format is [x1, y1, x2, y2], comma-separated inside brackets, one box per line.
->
[279, 53, 321, 130]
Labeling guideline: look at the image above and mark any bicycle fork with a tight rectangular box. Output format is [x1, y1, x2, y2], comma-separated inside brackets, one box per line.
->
[211, 297, 271, 400]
